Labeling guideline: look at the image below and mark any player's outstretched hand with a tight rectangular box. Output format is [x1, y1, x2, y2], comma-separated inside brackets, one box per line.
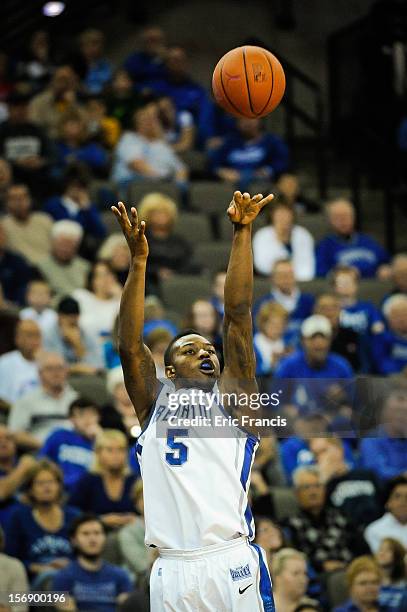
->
[111, 201, 148, 260]
[227, 191, 274, 225]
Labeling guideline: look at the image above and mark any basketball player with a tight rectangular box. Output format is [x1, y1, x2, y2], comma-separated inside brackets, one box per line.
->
[112, 190, 275, 611]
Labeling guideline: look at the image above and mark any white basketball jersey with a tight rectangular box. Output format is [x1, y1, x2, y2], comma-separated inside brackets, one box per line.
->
[136, 382, 258, 550]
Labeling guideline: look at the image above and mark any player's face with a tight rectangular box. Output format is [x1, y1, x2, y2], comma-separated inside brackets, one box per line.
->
[74, 521, 106, 557]
[350, 571, 380, 606]
[166, 334, 221, 383]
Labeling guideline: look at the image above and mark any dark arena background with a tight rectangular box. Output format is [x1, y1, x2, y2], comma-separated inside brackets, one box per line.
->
[0, 1, 406, 611]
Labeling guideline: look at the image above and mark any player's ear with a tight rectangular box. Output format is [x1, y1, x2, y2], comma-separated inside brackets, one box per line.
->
[165, 365, 176, 379]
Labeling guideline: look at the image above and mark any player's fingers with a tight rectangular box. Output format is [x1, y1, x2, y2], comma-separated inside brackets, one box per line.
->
[118, 201, 131, 226]
[252, 194, 263, 203]
[259, 193, 275, 209]
[233, 190, 242, 203]
[130, 207, 139, 227]
[139, 220, 146, 236]
[242, 192, 251, 202]
[227, 204, 236, 217]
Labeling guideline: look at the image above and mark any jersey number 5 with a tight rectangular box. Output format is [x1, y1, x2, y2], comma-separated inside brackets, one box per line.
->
[165, 429, 189, 466]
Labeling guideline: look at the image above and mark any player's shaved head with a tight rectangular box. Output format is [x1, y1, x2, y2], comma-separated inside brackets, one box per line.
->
[164, 329, 204, 367]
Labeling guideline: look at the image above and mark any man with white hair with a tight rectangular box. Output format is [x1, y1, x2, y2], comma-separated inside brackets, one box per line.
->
[8, 351, 78, 449]
[372, 294, 407, 374]
[316, 198, 390, 278]
[37, 219, 90, 296]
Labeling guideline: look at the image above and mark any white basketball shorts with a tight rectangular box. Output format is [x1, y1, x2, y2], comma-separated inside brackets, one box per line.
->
[150, 536, 275, 612]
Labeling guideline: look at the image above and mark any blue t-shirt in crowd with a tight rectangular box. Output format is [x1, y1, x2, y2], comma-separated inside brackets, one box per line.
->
[210, 132, 289, 179]
[6, 504, 79, 569]
[379, 584, 407, 610]
[359, 431, 407, 481]
[334, 600, 391, 612]
[69, 472, 137, 515]
[55, 142, 109, 172]
[340, 300, 384, 335]
[253, 291, 314, 341]
[39, 428, 94, 492]
[124, 51, 166, 83]
[273, 349, 354, 413]
[0, 250, 33, 305]
[52, 560, 132, 612]
[316, 233, 389, 278]
[44, 197, 106, 239]
[372, 330, 407, 374]
[84, 59, 113, 94]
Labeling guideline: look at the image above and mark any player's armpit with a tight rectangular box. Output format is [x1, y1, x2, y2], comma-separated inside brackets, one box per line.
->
[120, 343, 158, 428]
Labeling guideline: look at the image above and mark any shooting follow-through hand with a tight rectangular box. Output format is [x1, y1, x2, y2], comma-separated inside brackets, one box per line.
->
[111, 201, 149, 261]
[227, 191, 274, 225]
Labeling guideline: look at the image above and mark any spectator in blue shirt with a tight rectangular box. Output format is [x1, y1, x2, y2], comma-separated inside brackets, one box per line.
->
[375, 538, 407, 611]
[52, 513, 132, 612]
[124, 26, 166, 84]
[253, 259, 314, 343]
[0, 220, 34, 305]
[372, 294, 407, 375]
[359, 387, 407, 481]
[52, 114, 109, 178]
[334, 555, 392, 612]
[6, 459, 79, 586]
[45, 164, 106, 241]
[210, 117, 289, 190]
[39, 398, 101, 492]
[316, 199, 391, 278]
[79, 29, 113, 94]
[69, 429, 138, 531]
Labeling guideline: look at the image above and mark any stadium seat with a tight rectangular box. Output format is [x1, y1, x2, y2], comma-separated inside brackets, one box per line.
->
[298, 278, 328, 295]
[298, 213, 329, 242]
[189, 181, 234, 214]
[127, 180, 181, 205]
[253, 277, 271, 301]
[68, 373, 110, 407]
[161, 275, 212, 315]
[269, 486, 299, 521]
[102, 532, 122, 565]
[325, 569, 348, 609]
[192, 242, 231, 276]
[174, 212, 213, 243]
[178, 150, 208, 175]
[359, 279, 393, 307]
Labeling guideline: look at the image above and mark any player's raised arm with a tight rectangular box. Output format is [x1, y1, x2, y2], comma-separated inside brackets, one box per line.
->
[111, 202, 158, 427]
[219, 191, 273, 423]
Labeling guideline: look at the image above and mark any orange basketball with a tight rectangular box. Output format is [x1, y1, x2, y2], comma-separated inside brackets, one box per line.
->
[212, 45, 285, 119]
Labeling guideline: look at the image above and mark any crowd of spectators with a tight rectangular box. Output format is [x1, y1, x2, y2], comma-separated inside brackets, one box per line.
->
[0, 22, 405, 612]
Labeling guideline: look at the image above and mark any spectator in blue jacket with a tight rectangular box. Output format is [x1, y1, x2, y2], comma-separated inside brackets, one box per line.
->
[210, 117, 289, 190]
[316, 199, 391, 278]
[359, 387, 407, 481]
[53, 113, 109, 178]
[253, 259, 315, 343]
[39, 398, 101, 492]
[45, 164, 106, 240]
[372, 294, 407, 375]
[79, 29, 113, 94]
[123, 26, 167, 84]
[273, 315, 354, 415]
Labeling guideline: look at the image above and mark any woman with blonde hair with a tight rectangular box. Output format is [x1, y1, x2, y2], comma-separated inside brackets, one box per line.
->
[137, 192, 195, 292]
[69, 429, 138, 530]
[98, 233, 130, 286]
[272, 548, 318, 612]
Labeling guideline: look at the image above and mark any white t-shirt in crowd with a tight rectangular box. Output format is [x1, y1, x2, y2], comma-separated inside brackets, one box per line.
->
[364, 512, 407, 553]
[253, 225, 315, 280]
[72, 288, 120, 341]
[0, 350, 39, 403]
[20, 307, 57, 335]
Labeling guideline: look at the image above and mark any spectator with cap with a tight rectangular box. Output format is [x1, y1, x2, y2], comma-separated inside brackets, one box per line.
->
[78, 29, 113, 94]
[0, 525, 30, 612]
[316, 198, 391, 278]
[124, 26, 167, 84]
[20, 280, 57, 334]
[0, 220, 34, 305]
[332, 265, 385, 337]
[2, 183, 53, 265]
[284, 466, 367, 575]
[211, 118, 289, 191]
[29, 65, 86, 139]
[43, 296, 104, 374]
[39, 398, 101, 492]
[111, 103, 188, 191]
[253, 259, 315, 342]
[334, 555, 391, 612]
[375, 538, 406, 610]
[253, 197, 315, 280]
[360, 386, 407, 481]
[0, 319, 41, 403]
[0, 91, 51, 194]
[37, 220, 91, 297]
[309, 437, 382, 527]
[273, 314, 354, 415]
[372, 294, 407, 374]
[52, 513, 132, 612]
[364, 476, 407, 553]
[8, 351, 77, 450]
[0, 425, 37, 529]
